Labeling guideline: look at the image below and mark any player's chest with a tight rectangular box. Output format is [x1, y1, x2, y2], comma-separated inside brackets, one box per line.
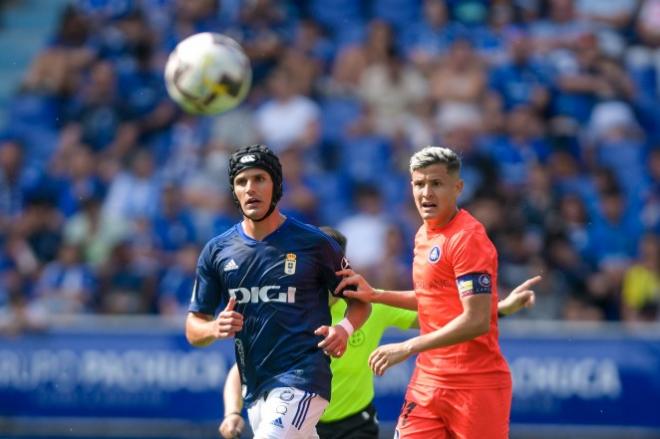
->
[216, 245, 317, 300]
[412, 236, 455, 294]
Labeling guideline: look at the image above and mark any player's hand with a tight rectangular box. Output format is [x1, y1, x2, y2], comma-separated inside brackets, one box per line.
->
[334, 269, 377, 302]
[213, 297, 243, 339]
[368, 342, 410, 376]
[315, 324, 349, 357]
[219, 412, 244, 438]
[498, 275, 541, 317]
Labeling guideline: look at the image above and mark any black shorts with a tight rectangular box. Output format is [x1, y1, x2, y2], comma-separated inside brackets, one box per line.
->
[316, 401, 379, 439]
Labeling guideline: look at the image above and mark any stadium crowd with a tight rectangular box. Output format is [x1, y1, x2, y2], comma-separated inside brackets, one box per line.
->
[0, 0, 659, 332]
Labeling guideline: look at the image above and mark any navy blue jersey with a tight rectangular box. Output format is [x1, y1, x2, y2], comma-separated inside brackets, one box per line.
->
[189, 217, 349, 405]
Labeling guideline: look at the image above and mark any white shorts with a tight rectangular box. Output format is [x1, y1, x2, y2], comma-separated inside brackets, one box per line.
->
[247, 387, 328, 439]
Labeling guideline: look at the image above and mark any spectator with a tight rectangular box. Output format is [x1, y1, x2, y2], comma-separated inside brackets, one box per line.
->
[635, 0, 660, 48]
[157, 244, 198, 316]
[151, 184, 196, 253]
[553, 32, 635, 124]
[402, 0, 457, 70]
[254, 68, 320, 152]
[489, 31, 550, 112]
[482, 106, 551, 192]
[585, 189, 644, 270]
[622, 234, 660, 322]
[17, 196, 63, 265]
[431, 39, 488, 133]
[278, 147, 318, 224]
[21, 5, 94, 98]
[32, 243, 96, 314]
[103, 149, 160, 221]
[0, 269, 46, 336]
[337, 184, 392, 275]
[65, 60, 131, 153]
[641, 148, 660, 232]
[98, 240, 156, 314]
[64, 194, 129, 267]
[0, 139, 28, 220]
[53, 143, 106, 217]
[328, 19, 395, 96]
[357, 47, 427, 136]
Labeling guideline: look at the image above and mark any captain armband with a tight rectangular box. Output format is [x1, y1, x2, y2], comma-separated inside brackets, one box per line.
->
[456, 272, 492, 298]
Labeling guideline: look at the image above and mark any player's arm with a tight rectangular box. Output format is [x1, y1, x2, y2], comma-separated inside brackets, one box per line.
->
[335, 268, 418, 310]
[342, 297, 371, 333]
[369, 291, 491, 376]
[316, 298, 371, 357]
[497, 275, 541, 317]
[219, 363, 245, 439]
[187, 243, 242, 347]
[185, 297, 243, 347]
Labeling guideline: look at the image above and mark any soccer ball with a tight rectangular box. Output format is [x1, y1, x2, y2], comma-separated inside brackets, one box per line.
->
[164, 32, 252, 115]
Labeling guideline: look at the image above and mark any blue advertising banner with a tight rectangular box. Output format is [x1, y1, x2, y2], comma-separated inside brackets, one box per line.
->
[0, 326, 233, 421]
[0, 321, 659, 434]
[504, 332, 660, 428]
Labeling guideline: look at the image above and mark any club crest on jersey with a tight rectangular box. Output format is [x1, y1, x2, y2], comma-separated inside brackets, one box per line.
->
[284, 253, 297, 275]
[428, 246, 441, 264]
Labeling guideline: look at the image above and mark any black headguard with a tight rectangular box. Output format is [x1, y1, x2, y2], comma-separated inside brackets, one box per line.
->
[228, 144, 283, 221]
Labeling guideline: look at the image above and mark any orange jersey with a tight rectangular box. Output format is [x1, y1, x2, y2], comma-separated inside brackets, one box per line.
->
[410, 209, 511, 392]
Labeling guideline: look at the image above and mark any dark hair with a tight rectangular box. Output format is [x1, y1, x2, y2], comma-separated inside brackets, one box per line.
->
[319, 226, 347, 252]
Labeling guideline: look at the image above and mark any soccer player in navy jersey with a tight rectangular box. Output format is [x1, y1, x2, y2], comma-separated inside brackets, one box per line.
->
[185, 144, 371, 439]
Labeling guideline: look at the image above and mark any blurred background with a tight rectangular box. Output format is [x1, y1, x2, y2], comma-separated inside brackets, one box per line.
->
[0, 0, 658, 438]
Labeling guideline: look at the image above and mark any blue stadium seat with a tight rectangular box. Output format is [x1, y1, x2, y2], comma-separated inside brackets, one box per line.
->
[371, 0, 421, 30]
[339, 135, 392, 186]
[310, 0, 363, 30]
[319, 97, 363, 144]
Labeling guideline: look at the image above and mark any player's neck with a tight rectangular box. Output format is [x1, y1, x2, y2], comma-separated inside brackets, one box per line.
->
[425, 207, 460, 230]
[241, 210, 286, 241]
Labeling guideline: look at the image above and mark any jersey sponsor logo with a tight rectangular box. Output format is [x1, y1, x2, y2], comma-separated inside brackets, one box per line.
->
[349, 329, 365, 347]
[239, 154, 256, 163]
[228, 286, 297, 304]
[284, 253, 297, 275]
[271, 417, 284, 428]
[428, 246, 441, 264]
[224, 259, 239, 271]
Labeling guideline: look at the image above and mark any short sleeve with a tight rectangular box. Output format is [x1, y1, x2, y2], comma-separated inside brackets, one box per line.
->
[447, 229, 497, 278]
[318, 236, 351, 297]
[378, 304, 417, 330]
[188, 241, 224, 315]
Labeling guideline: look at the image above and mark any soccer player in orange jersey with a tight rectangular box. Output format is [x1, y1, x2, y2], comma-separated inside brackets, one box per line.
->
[335, 146, 534, 439]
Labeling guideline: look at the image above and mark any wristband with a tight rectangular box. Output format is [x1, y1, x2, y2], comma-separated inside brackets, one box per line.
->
[224, 411, 242, 419]
[337, 318, 354, 337]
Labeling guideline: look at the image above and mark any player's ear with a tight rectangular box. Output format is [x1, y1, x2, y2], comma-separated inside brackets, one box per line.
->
[454, 178, 464, 196]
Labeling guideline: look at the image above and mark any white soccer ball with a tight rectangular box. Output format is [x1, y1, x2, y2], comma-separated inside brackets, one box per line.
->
[164, 32, 252, 115]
